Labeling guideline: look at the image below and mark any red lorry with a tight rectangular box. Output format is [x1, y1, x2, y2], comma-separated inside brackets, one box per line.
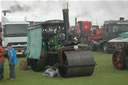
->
[75, 21, 103, 46]
[88, 25, 103, 42]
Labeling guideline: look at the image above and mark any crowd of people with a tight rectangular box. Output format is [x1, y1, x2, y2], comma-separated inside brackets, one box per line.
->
[0, 43, 17, 80]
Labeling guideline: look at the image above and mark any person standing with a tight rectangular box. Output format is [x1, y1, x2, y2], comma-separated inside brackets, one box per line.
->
[7, 43, 17, 80]
[0, 42, 4, 80]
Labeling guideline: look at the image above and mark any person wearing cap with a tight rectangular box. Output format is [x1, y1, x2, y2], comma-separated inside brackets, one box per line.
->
[0, 42, 4, 80]
[7, 43, 17, 80]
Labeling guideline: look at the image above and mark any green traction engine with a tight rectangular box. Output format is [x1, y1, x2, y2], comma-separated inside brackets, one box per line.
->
[25, 9, 96, 77]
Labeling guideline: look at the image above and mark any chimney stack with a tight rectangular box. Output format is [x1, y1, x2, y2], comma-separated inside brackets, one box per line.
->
[75, 17, 77, 26]
[2, 10, 11, 16]
[62, 9, 70, 36]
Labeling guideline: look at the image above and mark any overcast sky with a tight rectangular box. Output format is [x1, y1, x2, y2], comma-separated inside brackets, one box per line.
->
[1, 0, 128, 26]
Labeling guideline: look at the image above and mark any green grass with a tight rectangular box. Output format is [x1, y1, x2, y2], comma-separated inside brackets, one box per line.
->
[1, 52, 128, 85]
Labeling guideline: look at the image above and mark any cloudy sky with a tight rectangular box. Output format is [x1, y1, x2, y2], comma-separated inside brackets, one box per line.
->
[1, 0, 128, 26]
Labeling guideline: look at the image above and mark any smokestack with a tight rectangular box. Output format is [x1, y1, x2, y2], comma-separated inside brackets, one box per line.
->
[2, 10, 11, 16]
[75, 17, 77, 26]
[2, 11, 7, 16]
[67, 2, 69, 9]
[62, 9, 70, 36]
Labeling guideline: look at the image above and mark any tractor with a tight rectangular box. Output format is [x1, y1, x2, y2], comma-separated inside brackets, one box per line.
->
[25, 9, 96, 77]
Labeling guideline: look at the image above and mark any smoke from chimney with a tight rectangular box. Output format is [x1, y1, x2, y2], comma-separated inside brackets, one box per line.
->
[7, 1, 31, 13]
[1, 1, 128, 26]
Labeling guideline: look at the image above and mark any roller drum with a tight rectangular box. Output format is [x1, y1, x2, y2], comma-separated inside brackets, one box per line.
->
[59, 50, 96, 77]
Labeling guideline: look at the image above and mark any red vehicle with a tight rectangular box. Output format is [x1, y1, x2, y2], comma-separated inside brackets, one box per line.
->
[88, 25, 103, 42]
[76, 21, 91, 34]
[75, 21, 92, 43]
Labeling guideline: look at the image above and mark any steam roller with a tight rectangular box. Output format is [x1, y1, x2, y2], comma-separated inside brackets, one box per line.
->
[26, 8, 96, 77]
[58, 46, 96, 77]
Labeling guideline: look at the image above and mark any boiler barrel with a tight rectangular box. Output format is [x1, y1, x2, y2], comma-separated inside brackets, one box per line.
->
[59, 50, 96, 77]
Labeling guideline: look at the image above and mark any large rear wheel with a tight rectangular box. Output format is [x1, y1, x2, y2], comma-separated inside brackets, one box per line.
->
[27, 49, 46, 72]
[112, 51, 126, 70]
[27, 58, 45, 72]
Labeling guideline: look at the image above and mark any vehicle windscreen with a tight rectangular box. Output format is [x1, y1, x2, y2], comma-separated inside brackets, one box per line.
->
[4, 24, 28, 36]
[112, 24, 128, 32]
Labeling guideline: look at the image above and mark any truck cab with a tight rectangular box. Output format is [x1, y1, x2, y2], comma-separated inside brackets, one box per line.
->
[103, 20, 128, 41]
[2, 16, 29, 56]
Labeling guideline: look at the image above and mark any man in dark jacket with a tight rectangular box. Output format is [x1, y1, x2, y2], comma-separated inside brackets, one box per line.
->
[7, 43, 17, 80]
[0, 42, 4, 80]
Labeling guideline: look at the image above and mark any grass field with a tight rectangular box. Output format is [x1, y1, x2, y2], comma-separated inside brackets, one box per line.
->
[0, 52, 128, 85]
